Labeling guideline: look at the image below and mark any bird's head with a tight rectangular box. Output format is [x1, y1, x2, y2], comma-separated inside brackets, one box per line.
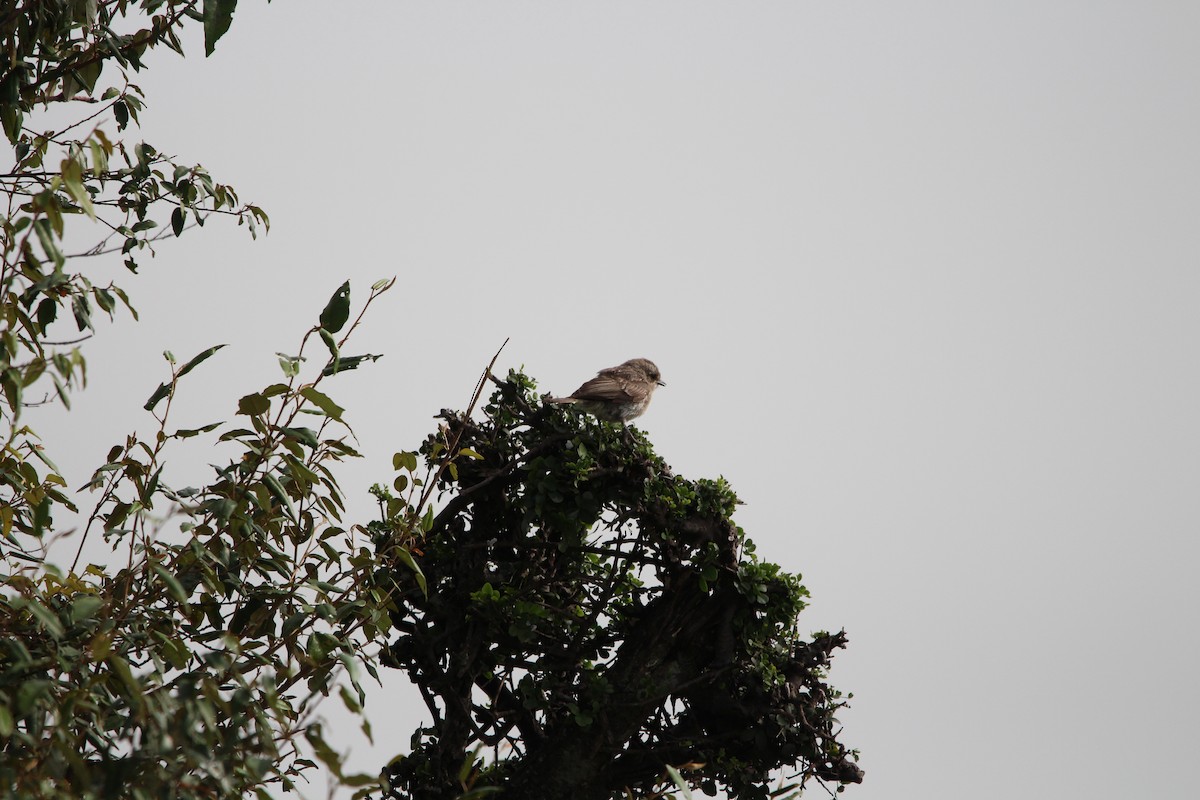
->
[625, 358, 665, 387]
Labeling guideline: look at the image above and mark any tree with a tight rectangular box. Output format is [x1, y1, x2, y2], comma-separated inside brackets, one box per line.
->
[1, 4, 399, 798]
[372, 372, 862, 799]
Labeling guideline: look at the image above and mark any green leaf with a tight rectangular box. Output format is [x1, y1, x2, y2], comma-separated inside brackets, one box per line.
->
[34, 219, 64, 268]
[238, 392, 271, 416]
[26, 599, 65, 639]
[203, 0, 239, 56]
[320, 327, 339, 375]
[108, 654, 144, 706]
[394, 547, 427, 597]
[263, 473, 296, 520]
[319, 281, 351, 333]
[76, 58, 102, 93]
[321, 353, 382, 377]
[319, 327, 338, 355]
[113, 100, 129, 130]
[282, 612, 307, 639]
[300, 387, 343, 421]
[665, 765, 693, 798]
[306, 632, 338, 663]
[280, 427, 319, 448]
[71, 295, 92, 331]
[171, 206, 185, 236]
[1, 104, 22, 145]
[112, 286, 138, 320]
[342, 772, 383, 789]
[2, 368, 21, 415]
[150, 563, 189, 603]
[157, 634, 190, 670]
[94, 287, 116, 314]
[62, 156, 95, 218]
[173, 421, 222, 439]
[176, 344, 226, 379]
[35, 298, 57, 332]
[144, 382, 171, 411]
[70, 594, 104, 623]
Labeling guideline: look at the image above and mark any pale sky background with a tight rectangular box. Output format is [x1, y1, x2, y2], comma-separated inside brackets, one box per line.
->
[32, 2, 1199, 799]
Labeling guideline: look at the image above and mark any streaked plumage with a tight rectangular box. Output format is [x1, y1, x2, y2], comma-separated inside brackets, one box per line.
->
[548, 358, 665, 423]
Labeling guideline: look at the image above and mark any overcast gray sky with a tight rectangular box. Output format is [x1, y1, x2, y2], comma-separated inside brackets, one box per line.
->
[37, 2, 1200, 798]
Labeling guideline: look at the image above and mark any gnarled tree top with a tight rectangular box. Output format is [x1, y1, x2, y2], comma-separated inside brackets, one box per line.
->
[373, 369, 862, 800]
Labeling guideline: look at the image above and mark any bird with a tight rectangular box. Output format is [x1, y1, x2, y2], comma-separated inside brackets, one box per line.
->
[547, 358, 665, 423]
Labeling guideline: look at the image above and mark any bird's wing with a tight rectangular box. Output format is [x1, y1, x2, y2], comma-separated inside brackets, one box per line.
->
[570, 366, 649, 402]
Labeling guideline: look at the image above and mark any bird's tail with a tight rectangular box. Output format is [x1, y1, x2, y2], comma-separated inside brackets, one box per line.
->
[546, 396, 577, 405]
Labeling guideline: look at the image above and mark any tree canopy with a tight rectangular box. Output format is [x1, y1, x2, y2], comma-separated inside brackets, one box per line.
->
[373, 371, 861, 800]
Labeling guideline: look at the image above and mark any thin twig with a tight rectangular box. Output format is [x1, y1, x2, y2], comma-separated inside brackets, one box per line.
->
[415, 337, 510, 514]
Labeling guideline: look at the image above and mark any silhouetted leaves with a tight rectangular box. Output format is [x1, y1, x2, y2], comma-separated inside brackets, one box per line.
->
[0, 9, 397, 796]
[203, 0, 239, 56]
[376, 372, 860, 800]
[319, 280, 351, 333]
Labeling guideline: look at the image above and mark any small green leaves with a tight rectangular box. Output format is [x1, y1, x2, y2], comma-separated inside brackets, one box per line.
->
[319, 281, 351, 333]
[393, 451, 419, 472]
[277, 352, 302, 377]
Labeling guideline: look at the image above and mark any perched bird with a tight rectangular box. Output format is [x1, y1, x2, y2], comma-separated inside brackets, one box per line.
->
[548, 358, 665, 423]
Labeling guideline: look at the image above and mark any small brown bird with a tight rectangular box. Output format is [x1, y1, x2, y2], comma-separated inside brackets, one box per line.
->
[548, 358, 665, 423]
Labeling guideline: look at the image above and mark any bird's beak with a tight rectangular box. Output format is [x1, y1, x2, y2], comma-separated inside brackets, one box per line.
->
[657, 381, 666, 387]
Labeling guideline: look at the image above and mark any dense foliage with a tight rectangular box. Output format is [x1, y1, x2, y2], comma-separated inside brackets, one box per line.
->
[2, 0, 267, 554]
[374, 373, 862, 800]
[1, 3, 401, 798]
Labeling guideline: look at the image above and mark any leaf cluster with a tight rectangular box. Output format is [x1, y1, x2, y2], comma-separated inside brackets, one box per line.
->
[2, 1, 267, 560]
[2, 281, 398, 799]
[0, 7, 408, 798]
